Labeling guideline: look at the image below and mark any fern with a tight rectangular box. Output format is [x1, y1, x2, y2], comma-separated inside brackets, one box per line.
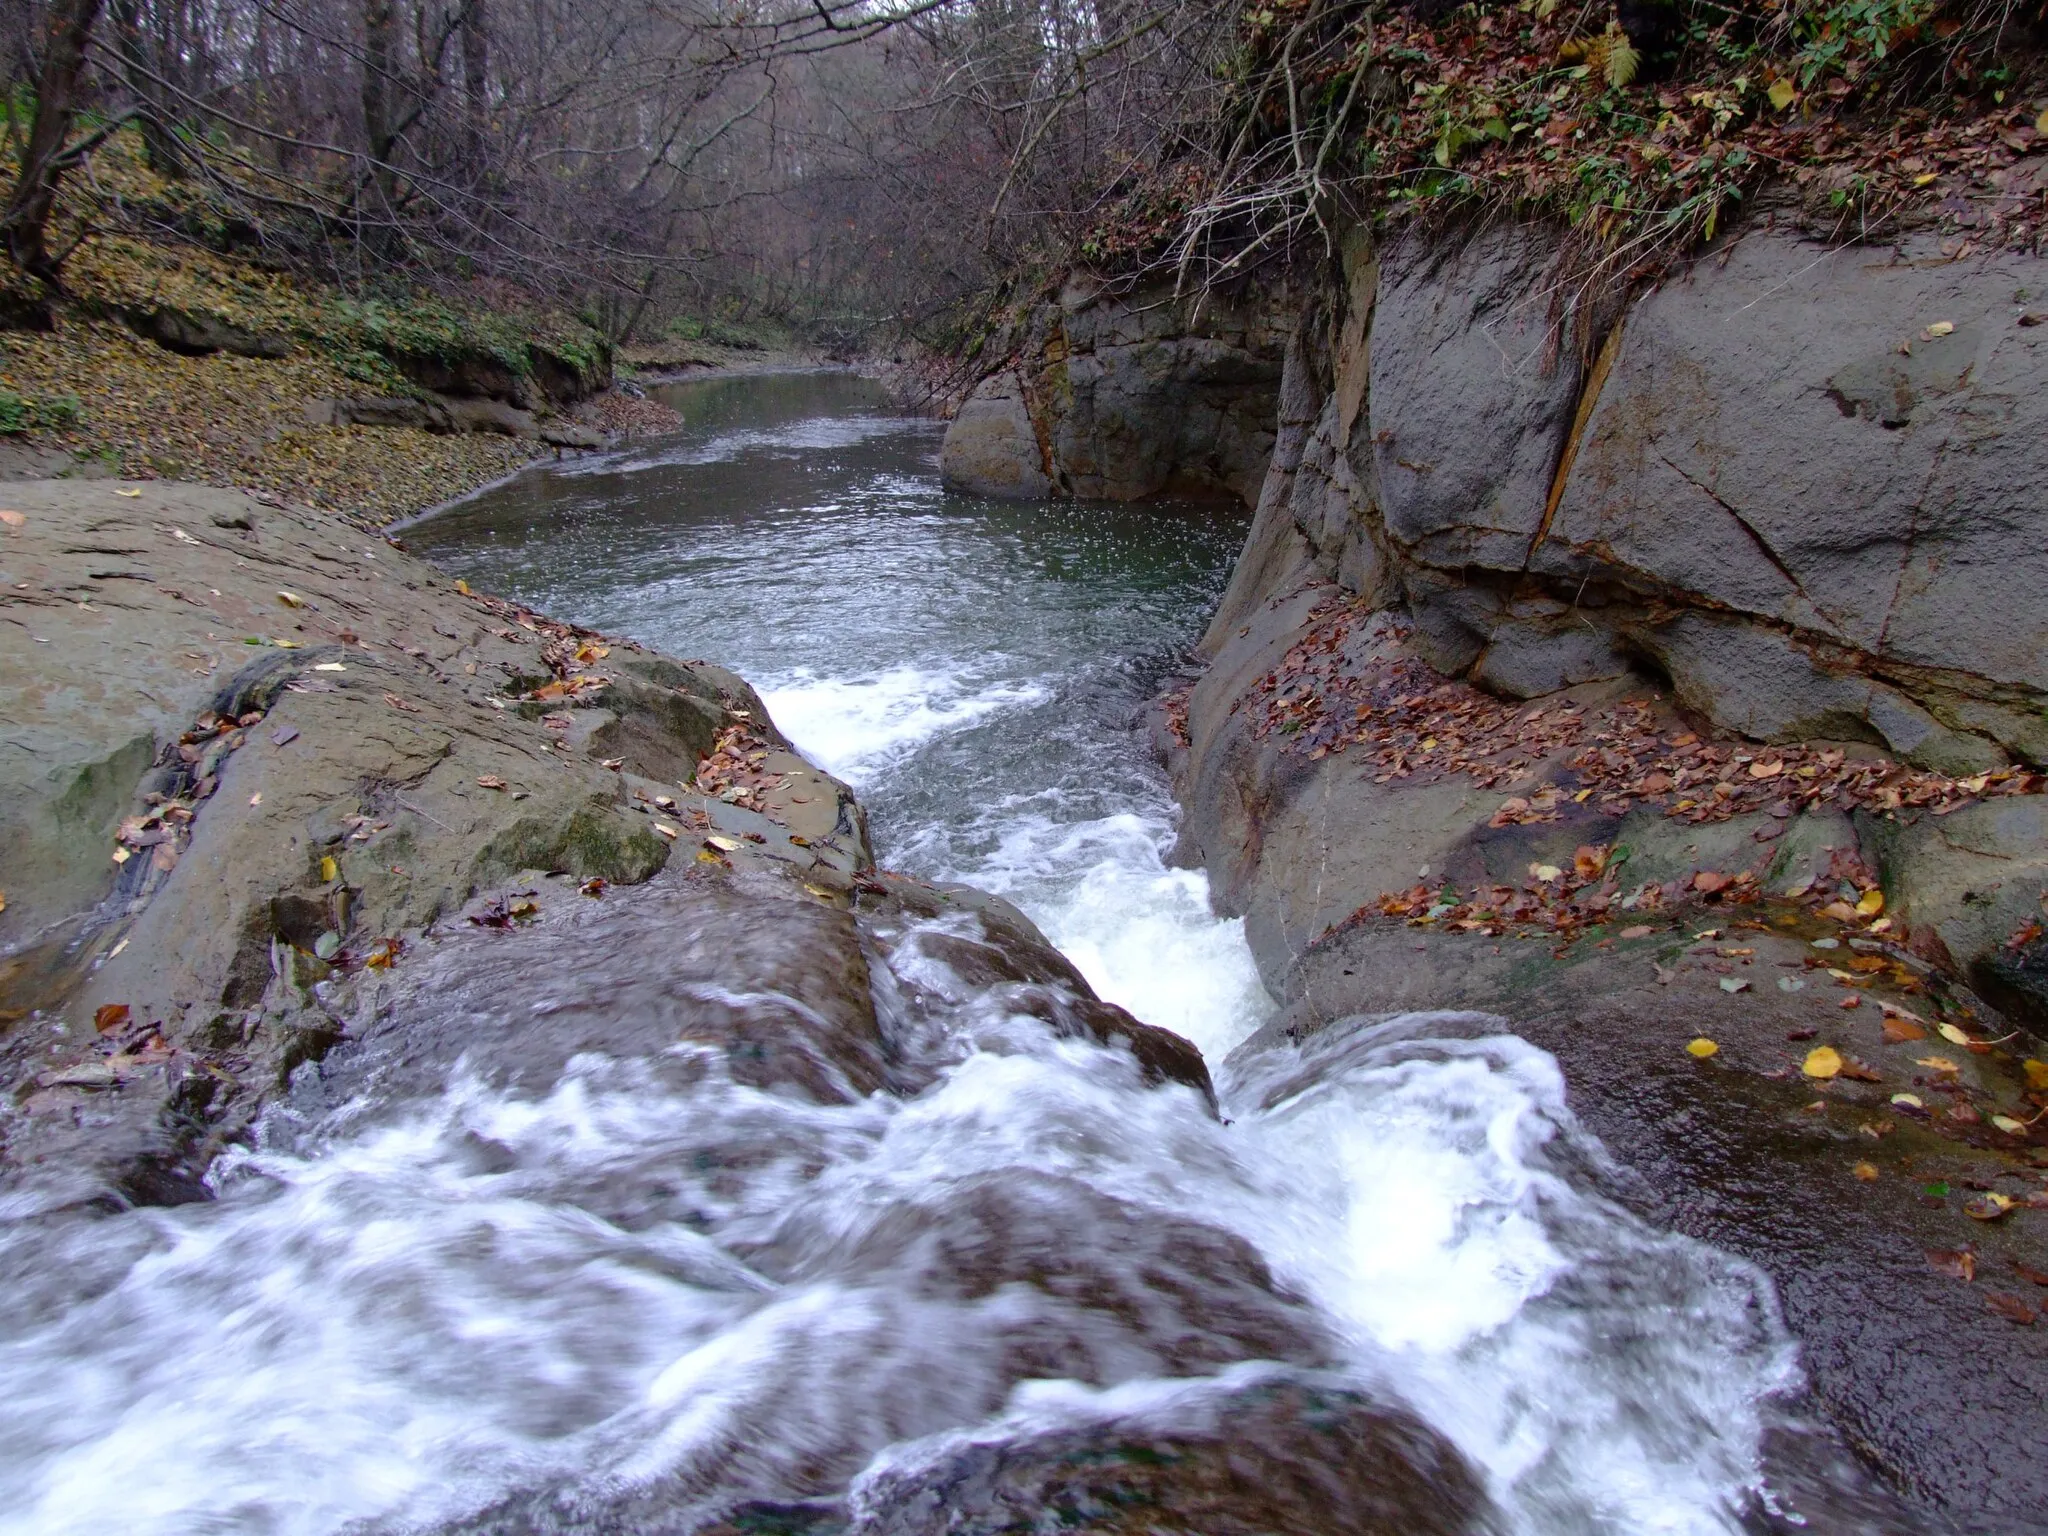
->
[1560, 20, 1638, 94]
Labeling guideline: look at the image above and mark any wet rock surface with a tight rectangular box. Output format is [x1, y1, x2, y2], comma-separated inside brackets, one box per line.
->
[1165, 557, 2048, 1522]
[0, 479, 871, 1212]
[839, 1375, 1499, 1536]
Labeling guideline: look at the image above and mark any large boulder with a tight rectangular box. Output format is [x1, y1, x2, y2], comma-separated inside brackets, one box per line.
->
[940, 369, 1050, 498]
[941, 276, 1289, 505]
[0, 481, 866, 1212]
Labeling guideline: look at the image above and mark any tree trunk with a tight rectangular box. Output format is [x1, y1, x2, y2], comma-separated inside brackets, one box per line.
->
[1, 0, 108, 283]
[360, 0, 401, 218]
[460, 0, 489, 167]
[110, 0, 185, 178]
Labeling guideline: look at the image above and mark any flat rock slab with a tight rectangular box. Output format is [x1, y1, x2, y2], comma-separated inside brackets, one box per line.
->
[0, 478, 868, 1212]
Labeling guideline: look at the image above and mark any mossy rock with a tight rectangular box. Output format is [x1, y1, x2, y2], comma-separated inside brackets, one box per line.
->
[475, 805, 668, 885]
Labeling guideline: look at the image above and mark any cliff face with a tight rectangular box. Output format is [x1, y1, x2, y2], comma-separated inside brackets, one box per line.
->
[940, 273, 1292, 505]
[1253, 224, 2048, 773]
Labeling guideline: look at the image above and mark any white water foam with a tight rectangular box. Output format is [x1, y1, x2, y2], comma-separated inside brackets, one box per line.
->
[0, 983, 1795, 1536]
[950, 805, 1268, 1063]
[760, 665, 1050, 786]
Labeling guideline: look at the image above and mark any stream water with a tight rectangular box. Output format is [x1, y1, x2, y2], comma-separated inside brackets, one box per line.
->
[0, 372, 1824, 1535]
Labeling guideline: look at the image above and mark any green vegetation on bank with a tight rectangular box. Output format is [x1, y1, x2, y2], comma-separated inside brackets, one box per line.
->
[0, 132, 618, 519]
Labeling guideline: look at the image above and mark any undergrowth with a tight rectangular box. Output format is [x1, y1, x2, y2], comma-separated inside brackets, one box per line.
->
[1086, 0, 2047, 310]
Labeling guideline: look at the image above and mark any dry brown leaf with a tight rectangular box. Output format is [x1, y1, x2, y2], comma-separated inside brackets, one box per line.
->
[1984, 1291, 2038, 1325]
[1926, 1247, 1975, 1281]
[93, 1003, 131, 1034]
[1964, 1192, 2015, 1221]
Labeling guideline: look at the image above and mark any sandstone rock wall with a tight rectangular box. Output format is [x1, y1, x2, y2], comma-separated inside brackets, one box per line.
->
[1158, 221, 2048, 1520]
[940, 275, 1291, 504]
[1247, 223, 2048, 776]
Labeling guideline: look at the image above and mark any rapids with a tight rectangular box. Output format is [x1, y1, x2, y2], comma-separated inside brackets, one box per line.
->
[0, 372, 1827, 1534]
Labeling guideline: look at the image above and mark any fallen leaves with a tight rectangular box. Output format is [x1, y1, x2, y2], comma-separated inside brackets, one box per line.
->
[1252, 597, 2046, 841]
[1686, 1037, 1719, 1058]
[476, 775, 508, 791]
[1964, 1192, 2015, 1221]
[93, 1003, 131, 1034]
[1803, 1045, 1844, 1079]
[1927, 1247, 1976, 1281]
[468, 894, 538, 928]
[1984, 1292, 2039, 1326]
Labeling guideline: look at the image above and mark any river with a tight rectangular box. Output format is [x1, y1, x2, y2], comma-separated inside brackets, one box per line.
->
[0, 372, 1818, 1534]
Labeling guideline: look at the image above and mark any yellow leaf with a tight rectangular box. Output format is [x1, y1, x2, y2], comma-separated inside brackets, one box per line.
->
[1531, 863, 1563, 882]
[1925, 320, 1954, 337]
[1912, 172, 1939, 186]
[1803, 1045, 1843, 1079]
[705, 834, 741, 853]
[1686, 1037, 1719, 1059]
[319, 855, 337, 883]
[1855, 889, 1885, 916]
[115, 488, 142, 498]
[1768, 78, 1797, 111]
[2038, 108, 2048, 135]
[1915, 1055, 1961, 1073]
[1937, 1022, 1972, 1045]
[1890, 1093, 1924, 1109]
[276, 590, 304, 608]
[2025, 1059, 2048, 1091]
[1991, 1114, 2028, 1135]
[0, 889, 7, 912]
[1852, 1161, 1879, 1181]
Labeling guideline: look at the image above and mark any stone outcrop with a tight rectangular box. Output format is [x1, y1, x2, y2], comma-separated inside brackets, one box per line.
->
[1155, 218, 2048, 1522]
[1268, 224, 2048, 775]
[941, 275, 1291, 504]
[0, 481, 861, 1208]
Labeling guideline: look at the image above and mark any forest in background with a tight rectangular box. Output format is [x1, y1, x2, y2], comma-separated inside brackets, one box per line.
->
[0, 0, 2041, 358]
